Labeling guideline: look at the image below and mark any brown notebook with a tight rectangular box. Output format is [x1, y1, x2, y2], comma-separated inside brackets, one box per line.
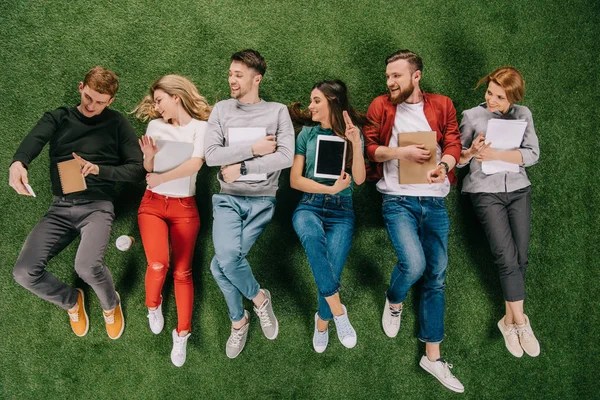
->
[398, 131, 437, 184]
[57, 159, 87, 194]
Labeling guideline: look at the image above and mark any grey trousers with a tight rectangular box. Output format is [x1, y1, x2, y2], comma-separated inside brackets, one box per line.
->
[470, 187, 531, 302]
[13, 197, 119, 310]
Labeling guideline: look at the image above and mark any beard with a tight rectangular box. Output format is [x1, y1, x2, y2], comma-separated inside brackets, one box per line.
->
[389, 81, 415, 105]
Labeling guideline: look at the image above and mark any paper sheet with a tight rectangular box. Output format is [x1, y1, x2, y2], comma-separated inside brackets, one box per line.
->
[481, 119, 527, 175]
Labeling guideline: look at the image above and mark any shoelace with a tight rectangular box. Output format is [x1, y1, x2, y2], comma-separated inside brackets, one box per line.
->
[256, 300, 273, 327]
[148, 310, 160, 323]
[335, 316, 353, 339]
[441, 361, 455, 379]
[518, 326, 533, 342]
[173, 336, 186, 355]
[228, 328, 245, 348]
[389, 307, 402, 325]
[103, 312, 115, 324]
[68, 311, 79, 322]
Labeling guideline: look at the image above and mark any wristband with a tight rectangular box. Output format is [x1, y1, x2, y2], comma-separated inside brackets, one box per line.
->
[438, 161, 449, 174]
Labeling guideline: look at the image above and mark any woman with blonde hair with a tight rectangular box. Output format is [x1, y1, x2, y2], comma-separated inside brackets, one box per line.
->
[133, 75, 211, 366]
[458, 66, 540, 358]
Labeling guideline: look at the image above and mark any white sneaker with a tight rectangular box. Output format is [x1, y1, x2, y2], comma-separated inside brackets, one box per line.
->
[147, 300, 164, 335]
[516, 315, 540, 357]
[333, 305, 357, 349]
[171, 329, 191, 367]
[382, 298, 402, 338]
[226, 310, 250, 359]
[497, 317, 523, 357]
[312, 313, 329, 353]
[419, 355, 465, 393]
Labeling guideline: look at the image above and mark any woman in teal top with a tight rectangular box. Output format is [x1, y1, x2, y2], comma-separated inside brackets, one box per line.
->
[289, 80, 369, 353]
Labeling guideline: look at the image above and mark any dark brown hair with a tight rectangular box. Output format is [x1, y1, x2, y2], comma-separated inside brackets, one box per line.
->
[289, 80, 371, 168]
[231, 49, 267, 76]
[83, 66, 119, 97]
[477, 66, 525, 104]
[385, 50, 423, 73]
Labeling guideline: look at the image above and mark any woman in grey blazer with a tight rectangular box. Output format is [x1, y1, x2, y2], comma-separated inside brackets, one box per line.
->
[457, 66, 541, 358]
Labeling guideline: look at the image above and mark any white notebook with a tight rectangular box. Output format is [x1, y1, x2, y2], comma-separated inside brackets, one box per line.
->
[228, 127, 267, 181]
[482, 119, 527, 175]
[152, 140, 194, 196]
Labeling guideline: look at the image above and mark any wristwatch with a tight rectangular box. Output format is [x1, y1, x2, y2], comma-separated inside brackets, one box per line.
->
[438, 161, 449, 174]
[240, 161, 248, 176]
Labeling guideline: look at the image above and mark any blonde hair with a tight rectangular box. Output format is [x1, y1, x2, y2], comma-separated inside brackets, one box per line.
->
[133, 75, 212, 122]
[477, 66, 525, 104]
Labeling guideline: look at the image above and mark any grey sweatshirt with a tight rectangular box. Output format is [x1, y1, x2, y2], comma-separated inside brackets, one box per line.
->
[204, 98, 294, 196]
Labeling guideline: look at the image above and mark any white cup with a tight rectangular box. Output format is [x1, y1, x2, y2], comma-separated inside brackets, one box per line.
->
[116, 235, 135, 251]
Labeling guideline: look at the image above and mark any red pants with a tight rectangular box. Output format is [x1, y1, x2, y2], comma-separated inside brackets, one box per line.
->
[138, 190, 200, 333]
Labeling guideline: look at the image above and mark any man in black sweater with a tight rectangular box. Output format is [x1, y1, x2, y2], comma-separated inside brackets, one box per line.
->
[9, 67, 145, 340]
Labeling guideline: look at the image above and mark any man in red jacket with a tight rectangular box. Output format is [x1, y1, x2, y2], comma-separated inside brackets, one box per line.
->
[363, 50, 464, 393]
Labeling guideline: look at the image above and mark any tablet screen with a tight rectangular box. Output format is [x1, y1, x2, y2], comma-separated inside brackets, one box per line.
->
[314, 135, 346, 179]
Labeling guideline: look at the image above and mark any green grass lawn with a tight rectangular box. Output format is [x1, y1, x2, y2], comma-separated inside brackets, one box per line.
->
[1, 1, 598, 399]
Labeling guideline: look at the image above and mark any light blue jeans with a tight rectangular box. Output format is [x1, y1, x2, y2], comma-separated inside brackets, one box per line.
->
[292, 193, 354, 321]
[210, 194, 276, 322]
[382, 195, 449, 343]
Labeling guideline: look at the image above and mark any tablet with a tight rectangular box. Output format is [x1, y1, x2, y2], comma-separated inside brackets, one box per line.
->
[314, 135, 347, 179]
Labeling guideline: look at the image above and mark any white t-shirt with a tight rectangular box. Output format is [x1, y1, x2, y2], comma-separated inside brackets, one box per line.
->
[376, 102, 450, 197]
[145, 118, 207, 197]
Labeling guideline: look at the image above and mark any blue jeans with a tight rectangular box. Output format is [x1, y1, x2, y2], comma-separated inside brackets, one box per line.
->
[210, 194, 276, 322]
[382, 195, 449, 343]
[292, 193, 354, 321]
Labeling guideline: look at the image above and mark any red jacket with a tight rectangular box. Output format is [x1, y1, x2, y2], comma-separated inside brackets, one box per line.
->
[363, 92, 462, 184]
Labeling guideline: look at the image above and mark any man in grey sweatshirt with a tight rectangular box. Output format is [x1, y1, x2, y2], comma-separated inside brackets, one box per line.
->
[204, 49, 294, 358]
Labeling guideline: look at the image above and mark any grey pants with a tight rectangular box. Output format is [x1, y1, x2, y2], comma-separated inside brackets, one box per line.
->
[470, 187, 531, 302]
[13, 197, 119, 310]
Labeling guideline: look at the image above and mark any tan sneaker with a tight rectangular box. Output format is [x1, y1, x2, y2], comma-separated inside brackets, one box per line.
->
[67, 288, 89, 337]
[497, 317, 523, 357]
[516, 315, 540, 357]
[103, 292, 125, 340]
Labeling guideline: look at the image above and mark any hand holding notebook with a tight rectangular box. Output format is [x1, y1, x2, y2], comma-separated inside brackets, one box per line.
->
[57, 158, 87, 194]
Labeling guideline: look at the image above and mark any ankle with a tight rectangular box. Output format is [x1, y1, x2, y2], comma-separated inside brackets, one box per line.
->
[178, 330, 190, 337]
[390, 302, 403, 311]
[232, 317, 247, 330]
[252, 289, 266, 307]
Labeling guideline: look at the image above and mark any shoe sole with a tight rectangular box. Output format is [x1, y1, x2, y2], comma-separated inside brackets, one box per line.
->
[497, 320, 523, 358]
[419, 359, 465, 393]
[74, 288, 89, 337]
[108, 292, 125, 340]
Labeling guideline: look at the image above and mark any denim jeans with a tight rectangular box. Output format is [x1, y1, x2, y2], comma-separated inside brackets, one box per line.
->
[382, 195, 449, 343]
[292, 193, 354, 321]
[210, 194, 276, 322]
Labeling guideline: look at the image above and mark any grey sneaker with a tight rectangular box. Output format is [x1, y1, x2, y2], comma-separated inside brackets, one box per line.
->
[312, 313, 329, 353]
[147, 299, 164, 335]
[382, 297, 402, 338]
[497, 317, 523, 357]
[333, 305, 357, 349]
[253, 289, 279, 340]
[419, 355, 465, 393]
[171, 329, 190, 367]
[226, 310, 250, 359]
[516, 315, 540, 357]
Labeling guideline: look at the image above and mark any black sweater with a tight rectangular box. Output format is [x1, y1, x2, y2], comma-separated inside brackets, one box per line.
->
[12, 106, 145, 201]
